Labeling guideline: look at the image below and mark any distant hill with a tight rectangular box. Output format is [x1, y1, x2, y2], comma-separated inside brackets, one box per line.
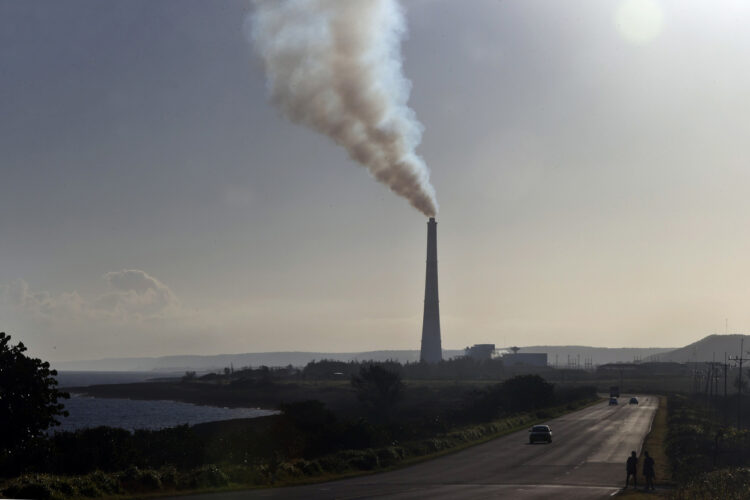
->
[53, 350, 465, 372]
[507, 346, 674, 366]
[55, 344, 680, 372]
[645, 334, 750, 363]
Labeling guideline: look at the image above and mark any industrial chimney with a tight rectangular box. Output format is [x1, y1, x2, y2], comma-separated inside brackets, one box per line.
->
[420, 217, 442, 363]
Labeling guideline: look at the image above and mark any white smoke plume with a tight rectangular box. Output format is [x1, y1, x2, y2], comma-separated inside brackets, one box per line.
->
[250, 0, 438, 217]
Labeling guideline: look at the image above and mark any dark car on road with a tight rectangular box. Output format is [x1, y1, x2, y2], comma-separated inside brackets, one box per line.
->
[529, 425, 552, 444]
[629, 397, 639, 405]
[609, 397, 618, 405]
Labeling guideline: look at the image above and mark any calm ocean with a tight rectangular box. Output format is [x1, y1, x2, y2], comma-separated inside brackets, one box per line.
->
[56, 395, 277, 432]
[54, 371, 277, 432]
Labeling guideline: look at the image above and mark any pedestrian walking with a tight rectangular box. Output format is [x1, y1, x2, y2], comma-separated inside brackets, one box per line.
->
[643, 451, 655, 491]
[625, 451, 638, 488]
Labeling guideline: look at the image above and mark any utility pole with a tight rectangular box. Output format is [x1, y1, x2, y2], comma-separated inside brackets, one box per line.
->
[729, 338, 750, 429]
[725, 352, 729, 426]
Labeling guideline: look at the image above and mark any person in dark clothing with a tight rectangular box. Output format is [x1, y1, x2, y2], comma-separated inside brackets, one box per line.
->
[625, 451, 638, 488]
[643, 451, 655, 491]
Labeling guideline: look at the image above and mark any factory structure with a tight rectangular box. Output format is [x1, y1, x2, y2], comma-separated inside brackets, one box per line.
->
[463, 344, 548, 367]
[419, 217, 442, 363]
[415, 218, 546, 369]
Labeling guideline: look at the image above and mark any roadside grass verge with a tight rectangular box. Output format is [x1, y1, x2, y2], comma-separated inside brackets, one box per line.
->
[642, 395, 672, 487]
[667, 467, 750, 500]
[0, 397, 600, 500]
[660, 394, 750, 499]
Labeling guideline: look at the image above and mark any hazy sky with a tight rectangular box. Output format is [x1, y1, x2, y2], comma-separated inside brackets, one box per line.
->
[3, 0, 750, 362]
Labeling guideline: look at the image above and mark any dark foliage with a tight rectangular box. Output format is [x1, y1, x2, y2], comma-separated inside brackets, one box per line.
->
[2, 364, 595, 481]
[273, 400, 385, 459]
[666, 395, 750, 483]
[0, 332, 69, 454]
[303, 357, 513, 381]
[459, 374, 559, 423]
[351, 365, 404, 422]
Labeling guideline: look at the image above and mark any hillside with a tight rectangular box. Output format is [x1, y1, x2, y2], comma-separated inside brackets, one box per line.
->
[53, 350, 466, 372]
[645, 334, 750, 363]
[55, 344, 680, 372]
[514, 346, 674, 366]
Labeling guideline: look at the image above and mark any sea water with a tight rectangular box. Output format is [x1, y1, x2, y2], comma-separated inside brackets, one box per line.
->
[56, 394, 277, 432]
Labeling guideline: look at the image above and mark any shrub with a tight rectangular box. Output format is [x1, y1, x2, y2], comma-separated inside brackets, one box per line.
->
[674, 467, 750, 500]
[186, 465, 229, 489]
[118, 466, 162, 492]
[275, 461, 303, 480]
[344, 449, 379, 470]
[297, 459, 323, 476]
[375, 446, 404, 466]
[88, 470, 120, 495]
[3, 480, 53, 500]
[72, 477, 101, 497]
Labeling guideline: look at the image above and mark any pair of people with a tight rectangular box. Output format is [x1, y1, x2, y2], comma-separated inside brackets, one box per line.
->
[626, 450, 655, 491]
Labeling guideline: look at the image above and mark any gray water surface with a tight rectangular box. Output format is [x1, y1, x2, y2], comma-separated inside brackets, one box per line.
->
[57, 395, 277, 432]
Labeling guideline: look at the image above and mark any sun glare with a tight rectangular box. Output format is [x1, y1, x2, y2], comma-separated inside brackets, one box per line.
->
[615, 0, 664, 45]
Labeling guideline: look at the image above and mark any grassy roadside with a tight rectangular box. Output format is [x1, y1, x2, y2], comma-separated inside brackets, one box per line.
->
[1, 397, 601, 500]
[618, 395, 672, 498]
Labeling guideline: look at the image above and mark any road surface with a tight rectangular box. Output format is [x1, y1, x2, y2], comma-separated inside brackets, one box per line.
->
[177, 395, 658, 499]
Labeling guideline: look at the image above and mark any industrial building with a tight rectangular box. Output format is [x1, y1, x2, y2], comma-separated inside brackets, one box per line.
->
[465, 344, 496, 360]
[420, 217, 442, 363]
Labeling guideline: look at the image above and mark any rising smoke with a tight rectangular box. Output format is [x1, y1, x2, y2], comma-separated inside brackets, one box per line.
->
[250, 0, 438, 217]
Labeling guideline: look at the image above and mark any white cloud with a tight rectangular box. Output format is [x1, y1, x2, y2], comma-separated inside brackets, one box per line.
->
[2, 269, 181, 323]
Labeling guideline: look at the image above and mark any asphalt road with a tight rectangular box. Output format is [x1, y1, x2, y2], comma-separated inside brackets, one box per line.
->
[177, 395, 658, 500]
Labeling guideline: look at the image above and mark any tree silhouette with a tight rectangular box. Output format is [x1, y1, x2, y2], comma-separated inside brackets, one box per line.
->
[351, 364, 404, 422]
[0, 332, 69, 453]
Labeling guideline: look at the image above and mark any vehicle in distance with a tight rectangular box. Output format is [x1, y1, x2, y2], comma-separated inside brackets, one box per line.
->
[529, 425, 552, 444]
[629, 397, 639, 405]
[609, 397, 618, 405]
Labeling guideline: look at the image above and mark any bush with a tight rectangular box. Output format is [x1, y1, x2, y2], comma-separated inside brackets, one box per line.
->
[118, 466, 162, 492]
[3, 481, 53, 500]
[351, 365, 404, 422]
[0, 474, 79, 500]
[375, 446, 405, 466]
[297, 459, 323, 476]
[342, 449, 379, 470]
[186, 465, 229, 489]
[674, 467, 750, 499]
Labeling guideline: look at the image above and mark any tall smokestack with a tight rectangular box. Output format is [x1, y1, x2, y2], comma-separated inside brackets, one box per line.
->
[420, 217, 442, 363]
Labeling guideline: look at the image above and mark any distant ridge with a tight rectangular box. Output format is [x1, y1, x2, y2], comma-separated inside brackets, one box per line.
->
[56, 345, 679, 372]
[54, 350, 465, 372]
[645, 334, 750, 363]
[510, 346, 674, 366]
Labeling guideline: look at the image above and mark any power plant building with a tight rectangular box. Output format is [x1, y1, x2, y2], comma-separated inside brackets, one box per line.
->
[465, 344, 496, 360]
[420, 217, 442, 363]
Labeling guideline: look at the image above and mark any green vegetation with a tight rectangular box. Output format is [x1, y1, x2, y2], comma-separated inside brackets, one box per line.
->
[641, 396, 672, 488]
[0, 356, 599, 499]
[0, 399, 596, 499]
[0, 332, 69, 461]
[664, 395, 750, 498]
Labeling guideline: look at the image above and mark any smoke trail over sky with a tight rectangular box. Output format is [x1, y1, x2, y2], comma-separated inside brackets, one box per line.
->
[250, 0, 438, 217]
